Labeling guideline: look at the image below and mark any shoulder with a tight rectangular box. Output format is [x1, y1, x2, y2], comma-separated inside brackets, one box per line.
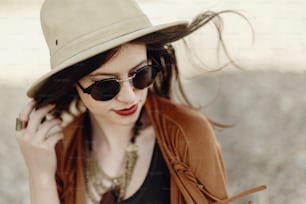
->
[55, 113, 86, 164]
[62, 114, 85, 136]
[146, 94, 223, 176]
[145, 94, 216, 144]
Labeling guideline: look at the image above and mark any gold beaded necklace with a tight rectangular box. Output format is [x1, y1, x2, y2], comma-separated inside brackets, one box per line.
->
[84, 109, 143, 204]
[85, 142, 138, 203]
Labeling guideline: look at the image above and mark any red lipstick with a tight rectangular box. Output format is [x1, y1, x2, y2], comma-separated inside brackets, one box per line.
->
[114, 104, 138, 116]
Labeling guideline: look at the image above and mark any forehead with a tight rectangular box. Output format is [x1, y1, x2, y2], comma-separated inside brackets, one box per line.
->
[91, 43, 147, 75]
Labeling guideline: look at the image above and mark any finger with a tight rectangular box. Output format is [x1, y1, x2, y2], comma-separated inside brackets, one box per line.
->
[34, 119, 62, 142]
[16, 101, 36, 136]
[18, 100, 36, 121]
[45, 132, 64, 148]
[27, 104, 56, 133]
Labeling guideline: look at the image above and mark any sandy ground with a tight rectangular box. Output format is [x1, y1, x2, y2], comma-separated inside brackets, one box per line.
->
[1, 71, 305, 204]
[184, 71, 306, 203]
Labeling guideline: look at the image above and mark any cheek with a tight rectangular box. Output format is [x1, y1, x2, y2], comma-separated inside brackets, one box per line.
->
[79, 93, 93, 108]
[76, 87, 91, 107]
[136, 88, 149, 103]
[77, 87, 110, 112]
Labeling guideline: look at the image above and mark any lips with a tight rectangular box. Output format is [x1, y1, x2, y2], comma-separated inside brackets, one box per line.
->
[114, 104, 138, 116]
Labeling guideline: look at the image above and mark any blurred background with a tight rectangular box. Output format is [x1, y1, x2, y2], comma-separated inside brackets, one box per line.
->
[1, 0, 305, 203]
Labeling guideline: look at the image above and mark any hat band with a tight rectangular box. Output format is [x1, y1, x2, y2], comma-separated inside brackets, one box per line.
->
[51, 15, 151, 69]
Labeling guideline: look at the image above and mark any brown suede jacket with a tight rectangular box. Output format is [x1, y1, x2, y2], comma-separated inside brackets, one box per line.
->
[55, 93, 265, 204]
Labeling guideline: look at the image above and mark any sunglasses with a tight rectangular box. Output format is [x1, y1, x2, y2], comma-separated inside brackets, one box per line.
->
[77, 64, 160, 101]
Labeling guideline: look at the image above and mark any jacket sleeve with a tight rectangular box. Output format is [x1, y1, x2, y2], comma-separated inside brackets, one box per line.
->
[181, 113, 229, 203]
[173, 113, 228, 203]
[146, 94, 266, 204]
[185, 114, 268, 203]
[54, 118, 81, 204]
[145, 95, 229, 203]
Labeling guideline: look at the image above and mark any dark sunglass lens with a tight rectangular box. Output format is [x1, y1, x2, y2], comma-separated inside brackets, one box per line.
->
[133, 66, 157, 89]
[91, 79, 120, 101]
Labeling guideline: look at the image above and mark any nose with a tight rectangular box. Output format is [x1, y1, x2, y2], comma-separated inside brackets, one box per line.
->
[116, 79, 136, 104]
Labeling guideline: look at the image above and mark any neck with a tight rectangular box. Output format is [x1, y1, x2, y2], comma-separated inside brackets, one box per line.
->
[89, 114, 135, 152]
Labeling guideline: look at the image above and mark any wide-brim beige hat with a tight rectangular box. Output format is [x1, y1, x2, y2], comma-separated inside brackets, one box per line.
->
[26, 0, 188, 97]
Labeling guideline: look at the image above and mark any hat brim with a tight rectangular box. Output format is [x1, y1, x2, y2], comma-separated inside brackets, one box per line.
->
[26, 21, 188, 98]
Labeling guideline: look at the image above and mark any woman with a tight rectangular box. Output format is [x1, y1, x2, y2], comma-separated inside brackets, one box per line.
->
[15, 0, 265, 204]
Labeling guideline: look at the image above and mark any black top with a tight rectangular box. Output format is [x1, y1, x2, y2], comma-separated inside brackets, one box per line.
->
[118, 142, 170, 204]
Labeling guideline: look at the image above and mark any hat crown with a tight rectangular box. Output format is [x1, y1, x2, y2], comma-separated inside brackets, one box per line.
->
[27, 0, 187, 98]
[40, 0, 150, 68]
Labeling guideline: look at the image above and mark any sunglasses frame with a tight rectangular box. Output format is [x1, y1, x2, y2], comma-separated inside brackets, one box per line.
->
[77, 64, 160, 101]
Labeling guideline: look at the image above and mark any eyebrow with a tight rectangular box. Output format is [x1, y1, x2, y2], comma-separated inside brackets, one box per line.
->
[87, 59, 148, 77]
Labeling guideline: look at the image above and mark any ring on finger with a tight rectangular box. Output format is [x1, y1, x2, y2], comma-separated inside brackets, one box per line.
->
[16, 118, 28, 131]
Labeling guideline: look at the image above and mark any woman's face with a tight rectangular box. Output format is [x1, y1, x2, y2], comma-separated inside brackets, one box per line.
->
[76, 43, 148, 127]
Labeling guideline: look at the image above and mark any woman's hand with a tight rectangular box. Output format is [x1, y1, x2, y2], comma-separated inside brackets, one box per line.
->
[15, 100, 63, 179]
